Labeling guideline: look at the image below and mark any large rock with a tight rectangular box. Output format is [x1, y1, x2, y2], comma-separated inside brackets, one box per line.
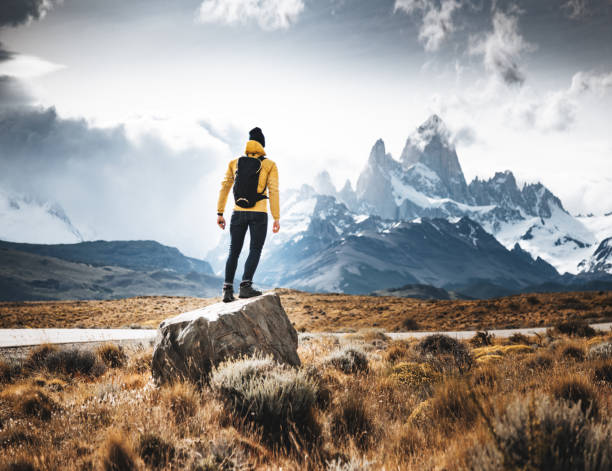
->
[151, 292, 300, 385]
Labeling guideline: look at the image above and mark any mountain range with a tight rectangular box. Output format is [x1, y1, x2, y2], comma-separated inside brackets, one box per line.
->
[0, 240, 221, 301]
[209, 115, 612, 297]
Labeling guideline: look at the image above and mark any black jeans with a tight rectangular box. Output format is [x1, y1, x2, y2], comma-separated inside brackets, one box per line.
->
[224, 211, 268, 284]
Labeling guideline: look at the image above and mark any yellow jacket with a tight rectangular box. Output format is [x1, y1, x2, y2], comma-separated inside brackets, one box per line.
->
[217, 140, 280, 220]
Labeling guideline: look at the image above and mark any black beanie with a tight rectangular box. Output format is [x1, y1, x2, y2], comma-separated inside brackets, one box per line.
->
[249, 127, 265, 148]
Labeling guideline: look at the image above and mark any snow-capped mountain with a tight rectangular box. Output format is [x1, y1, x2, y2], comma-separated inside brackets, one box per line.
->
[350, 115, 600, 274]
[579, 237, 612, 274]
[208, 186, 560, 296]
[0, 189, 84, 244]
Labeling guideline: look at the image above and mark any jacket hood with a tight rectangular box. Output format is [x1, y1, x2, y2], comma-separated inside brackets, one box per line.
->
[245, 140, 266, 157]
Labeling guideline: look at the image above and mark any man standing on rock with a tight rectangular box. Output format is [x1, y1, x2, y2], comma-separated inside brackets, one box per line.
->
[216, 127, 280, 302]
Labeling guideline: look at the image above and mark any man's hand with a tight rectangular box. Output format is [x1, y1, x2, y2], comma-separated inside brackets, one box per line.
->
[217, 215, 226, 230]
[273, 219, 280, 233]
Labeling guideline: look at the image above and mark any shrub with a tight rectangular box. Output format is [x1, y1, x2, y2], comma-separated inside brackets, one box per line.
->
[0, 385, 57, 421]
[469, 396, 612, 470]
[330, 390, 374, 450]
[551, 375, 599, 418]
[101, 431, 138, 471]
[391, 423, 425, 457]
[526, 295, 540, 305]
[389, 362, 440, 390]
[506, 333, 530, 345]
[97, 343, 127, 369]
[0, 360, 22, 383]
[592, 360, 612, 384]
[324, 345, 369, 374]
[561, 344, 585, 361]
[384, 342, 413, 364]
[25, 344, 57, 370]
[137, 433, 175, 469]
[470, 331, 493, 347]
[524, 352, 554, 370]
[210, 355, 319, 448]
[43, 348, 106, 377]
[401, 317, 420, 331]
[128, 350, 152, 373]
[555, 320, 596, 338]
[417, 334, 473, 373]
[359, 328, 389, 343]
[161, 382, 199, 423]
[587, 341, 612, 360]
[429, 379, 478, 427]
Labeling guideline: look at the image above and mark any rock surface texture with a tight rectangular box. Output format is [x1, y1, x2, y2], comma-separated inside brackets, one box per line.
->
[152, 292, 300, 384]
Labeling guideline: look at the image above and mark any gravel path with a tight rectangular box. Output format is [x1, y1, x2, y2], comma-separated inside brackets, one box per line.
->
[1, 322, 610, 349]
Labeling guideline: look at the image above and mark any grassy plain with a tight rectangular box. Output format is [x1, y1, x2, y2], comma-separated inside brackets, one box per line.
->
[0, 289, 611, 331]
[1, 327, 611, 470]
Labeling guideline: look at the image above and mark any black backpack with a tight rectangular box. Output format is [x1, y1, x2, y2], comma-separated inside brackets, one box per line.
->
[233, 156, 268, 208]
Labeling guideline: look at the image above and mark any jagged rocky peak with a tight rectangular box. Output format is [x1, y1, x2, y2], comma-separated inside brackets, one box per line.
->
[470, 170, 523, 207]
[356, 138, 398, 220]
[521, 182, 567, 218]
[338, 179, 358, 211]
[400, 115, 470, 203]
[313, 170, 337, 196]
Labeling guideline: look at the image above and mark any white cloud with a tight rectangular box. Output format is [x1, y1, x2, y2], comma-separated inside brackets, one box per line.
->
[197, 0, 305, 31]
[395, 0, 460, 52]
[0, 54, 65, 78]
[470, 9, 534, 86]
[569, 70, 612, 95]
[504, 70, 612, 132]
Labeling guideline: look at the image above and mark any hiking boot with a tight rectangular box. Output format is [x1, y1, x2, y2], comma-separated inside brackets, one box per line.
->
[222, 284, 235, 303]
[239, 281, 262, 299]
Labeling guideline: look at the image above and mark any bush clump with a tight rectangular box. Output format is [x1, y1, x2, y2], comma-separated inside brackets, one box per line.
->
[551, 375, 599, 418]
[384, 341, 413, 364]
[137, 433, 175, 469]
[587, 341, 612, 360]
[324, 345, 369, 374]
[470, 396, 612, 470]
[210, 355, 319, 448]
[330, 390, 375, 450]
[470, 331, 494, 347]
[0, 360, 22, 384]
[429, 379, 478, 428]
[160, 382, 199, 423]
[97, 343, 127, 369]
[101, 431, 138, 471]
[555, 320, 596, 338]
[560, 344, 585, 361]
[0, 385, 57, 421]
[417, 334, 473, 373]
[389, 362, 440, 390]
[506, 333, 531, 345]
[592, 360, 612, 384]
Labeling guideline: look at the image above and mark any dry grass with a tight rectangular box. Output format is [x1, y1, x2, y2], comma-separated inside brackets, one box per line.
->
[1, 289, 611, 331]
[1, 330, 611, 469]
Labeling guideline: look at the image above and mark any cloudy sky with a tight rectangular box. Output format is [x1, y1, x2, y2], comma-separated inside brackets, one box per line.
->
[0, 0, 611, 258]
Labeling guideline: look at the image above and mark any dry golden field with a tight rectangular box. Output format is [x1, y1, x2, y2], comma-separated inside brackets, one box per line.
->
[1, 326, 611, 470]
[1, 289, 611, 331]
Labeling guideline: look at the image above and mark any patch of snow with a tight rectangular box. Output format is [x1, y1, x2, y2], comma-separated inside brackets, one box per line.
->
[493, 204, 596, 274]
